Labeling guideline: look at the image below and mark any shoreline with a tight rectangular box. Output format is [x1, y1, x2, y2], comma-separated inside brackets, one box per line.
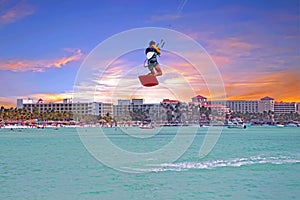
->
[1, 123, 299, 130]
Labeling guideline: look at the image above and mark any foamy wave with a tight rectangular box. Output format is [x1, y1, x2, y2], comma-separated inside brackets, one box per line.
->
[148, 155, 300, 172]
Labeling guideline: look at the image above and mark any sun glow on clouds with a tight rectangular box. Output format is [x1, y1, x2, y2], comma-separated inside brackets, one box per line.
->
[224, 70, 300, 101]
[88, 51, 213, 104]
[184, 29, 300, 101]
[0, 49, 83, 72]
[30, 93, 73, 102]
[0, 92, 73, 108]
[0, 97, 16, 108]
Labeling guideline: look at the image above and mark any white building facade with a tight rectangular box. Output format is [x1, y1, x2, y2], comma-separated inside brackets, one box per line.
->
[274, 102, 297, 114]
[113, 99, 161, 122]
[210, 100, 259, 113]
[17, 98, 113, 116]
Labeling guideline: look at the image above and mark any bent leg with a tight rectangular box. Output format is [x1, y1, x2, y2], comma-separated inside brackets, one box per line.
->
[148, 70, 155, 76]
[154, 65, 162, 76]
[147, 64, 156, 75]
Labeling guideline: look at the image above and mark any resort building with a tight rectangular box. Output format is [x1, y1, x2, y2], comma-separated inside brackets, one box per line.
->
[113, 99, 161, 122]
[187, 95, 277, 114]
[210, 100, 259, 113]
[191, 95, 207, 105]
[17, 98, 113, 116]
[258, 96, 275, 113]
[17, 98, 34, 108]
[117, 99, 130, 106]
[131, 99, 144, 105]
[274, 102, 297, 114]
[15, 96, 299, 122]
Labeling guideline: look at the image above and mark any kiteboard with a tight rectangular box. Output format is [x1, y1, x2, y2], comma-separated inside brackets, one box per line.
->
[138, 74, 159, 87]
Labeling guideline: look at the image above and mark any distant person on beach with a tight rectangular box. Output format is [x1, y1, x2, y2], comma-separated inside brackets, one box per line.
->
[145, 41, 162, 76]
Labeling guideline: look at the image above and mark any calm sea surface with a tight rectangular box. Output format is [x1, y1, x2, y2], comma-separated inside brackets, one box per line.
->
[0, 126, 299, 200]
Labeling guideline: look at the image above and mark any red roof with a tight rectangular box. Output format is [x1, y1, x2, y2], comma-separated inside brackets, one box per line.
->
[261, 96, 274, 100]
[193, 95, 207, 99]
[38, 98, 43, 102]
[161, 99, 180, 103]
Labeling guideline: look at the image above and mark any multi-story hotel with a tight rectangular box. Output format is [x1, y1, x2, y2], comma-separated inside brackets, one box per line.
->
[274, 102, 297, 114]
[113, 98, 228, 124]
[209, 96, 275, 113]
[258, 96, 275, 113]
[113, 99, 161, 122]
[191, 95, 208, 104]
[17, 98, 113, 116]
[16, 95, 299, 121]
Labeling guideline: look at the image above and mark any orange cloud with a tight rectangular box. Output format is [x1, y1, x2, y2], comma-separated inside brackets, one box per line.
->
[0, 97, 16, 108]
[0, 1, 35, 25]
[0, 49, 83, 72]
[29, 93, 73, 102]
[225, 70, 300, 101]
[0, 92, 74, 108]
[53, 49, 83, 67]
[161, 51, 299, 102]
[2, 69, 298, 109]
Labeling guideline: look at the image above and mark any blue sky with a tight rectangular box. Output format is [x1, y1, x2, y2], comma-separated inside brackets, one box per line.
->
[0, 0, 299, 106]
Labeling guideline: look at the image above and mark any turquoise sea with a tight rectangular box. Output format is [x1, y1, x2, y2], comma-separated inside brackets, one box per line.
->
[0, 126, 299, 200]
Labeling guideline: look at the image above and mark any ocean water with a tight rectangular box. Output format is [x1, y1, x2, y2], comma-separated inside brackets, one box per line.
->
[0, 126, 299, 200]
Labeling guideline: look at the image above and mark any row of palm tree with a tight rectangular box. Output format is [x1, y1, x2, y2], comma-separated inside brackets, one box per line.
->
[230, 110, 300, 123]
[0, 106, 115, 125]
[0, 106, 74, 122]
[1, 105, 299, 125]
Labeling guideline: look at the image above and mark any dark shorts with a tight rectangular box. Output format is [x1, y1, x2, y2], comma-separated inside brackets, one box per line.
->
[148, 59, 158, 71]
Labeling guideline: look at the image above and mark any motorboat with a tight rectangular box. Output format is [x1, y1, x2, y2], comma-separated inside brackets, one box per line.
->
[227, 118, 246, 129]
[139, 124, 155, 129]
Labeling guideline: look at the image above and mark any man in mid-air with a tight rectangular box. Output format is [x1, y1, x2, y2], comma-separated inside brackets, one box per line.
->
[145, 40, 162, 76]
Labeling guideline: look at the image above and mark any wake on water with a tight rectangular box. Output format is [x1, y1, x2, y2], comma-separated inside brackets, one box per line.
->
[137, 155, 300, 172]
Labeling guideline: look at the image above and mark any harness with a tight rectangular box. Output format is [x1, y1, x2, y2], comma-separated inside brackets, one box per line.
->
[145, 47, 158, 65]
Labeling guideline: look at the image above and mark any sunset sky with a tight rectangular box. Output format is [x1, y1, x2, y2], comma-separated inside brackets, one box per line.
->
[0, 0, 299, 107]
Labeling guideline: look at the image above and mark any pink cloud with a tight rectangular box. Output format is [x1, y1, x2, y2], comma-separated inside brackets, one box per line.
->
[182, 30, 260, 67]
[0, 49, 84, 72]
[210, 55, 231, 67]
[0, 0, 35, 25]
[208, 37, 257, 58]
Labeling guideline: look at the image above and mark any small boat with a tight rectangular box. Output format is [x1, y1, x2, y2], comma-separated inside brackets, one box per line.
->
[139, 124, 155, 129]
[227, 119, 246, 129]
[202, 125, 211, 128]
[285, 123, 297, 127]
[276, 124, 284, 128]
